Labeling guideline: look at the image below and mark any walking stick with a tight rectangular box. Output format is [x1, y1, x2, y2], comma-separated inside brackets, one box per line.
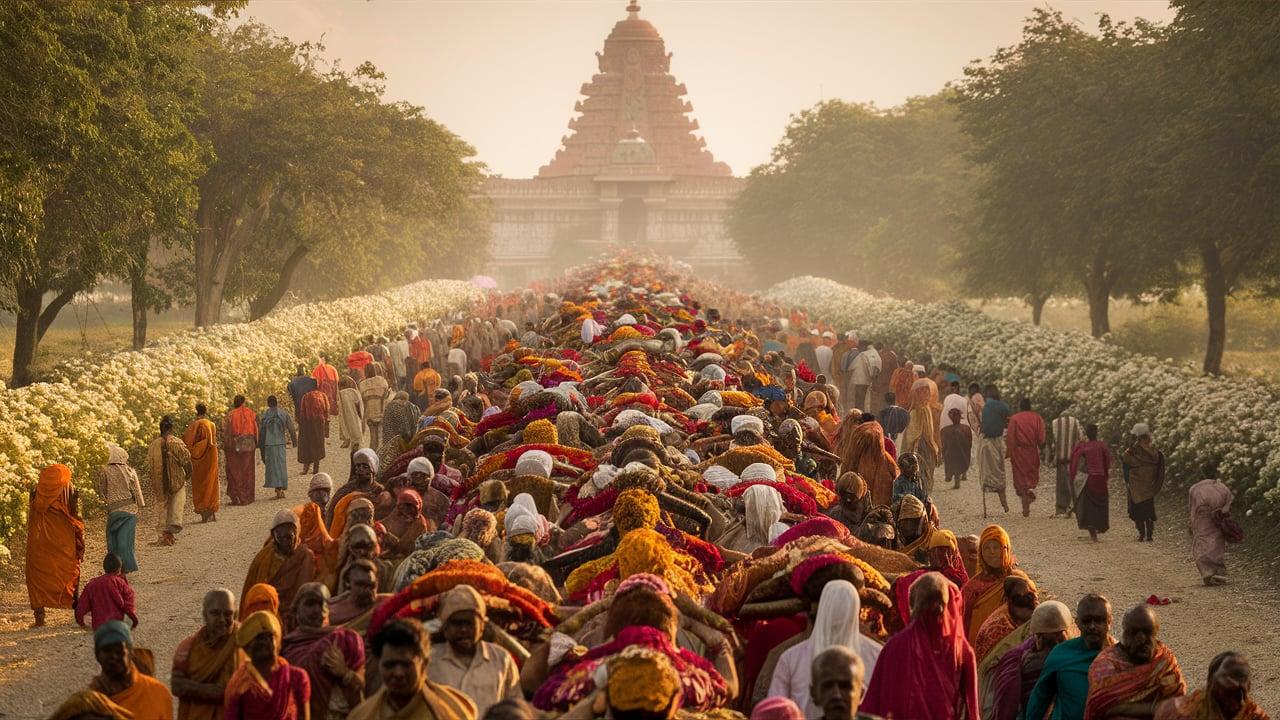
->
[982, 488, 988, 519]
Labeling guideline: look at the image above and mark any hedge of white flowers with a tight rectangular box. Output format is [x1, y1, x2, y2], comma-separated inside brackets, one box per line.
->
[766, 277, 1280, 516]
[0, 280, 481, 556]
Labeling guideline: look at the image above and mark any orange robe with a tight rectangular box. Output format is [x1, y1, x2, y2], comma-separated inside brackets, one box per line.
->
[173, 626, 243, 720]
[293, 503, 334, 576]
[241, 540, 315, 628]
[312, 361, 340, 416]
[184, 417, 220, 515]
[98, 669, 175, 720]
[26, 464, 85, 610]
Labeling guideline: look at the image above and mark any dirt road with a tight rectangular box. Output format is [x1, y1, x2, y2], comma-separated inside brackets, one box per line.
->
[1, 439, 1276, 717]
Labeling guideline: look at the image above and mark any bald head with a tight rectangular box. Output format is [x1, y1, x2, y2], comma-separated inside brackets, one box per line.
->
[810, 646, 865, 720]
[202, 588, 235, 640]
[1121, 604, 1159, 663]
[203, 588, 235, 611]
[908, 571, 948, 619]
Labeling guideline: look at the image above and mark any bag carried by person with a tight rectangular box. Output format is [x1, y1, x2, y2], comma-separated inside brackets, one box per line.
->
[1212, 509, 1245, 544]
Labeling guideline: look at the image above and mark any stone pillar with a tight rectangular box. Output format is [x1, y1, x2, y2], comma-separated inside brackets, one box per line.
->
[600, 198, 622, 243]
[643, 197, 666, 245]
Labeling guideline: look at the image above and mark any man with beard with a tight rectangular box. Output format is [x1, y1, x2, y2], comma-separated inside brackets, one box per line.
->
[1025, 594, 1114, 720]
[171, 589, 241, 720]
[1084, 605, 1185, 719]
[327, 448, 383, 527]
[825, 472, 872, 533]
[991, 600, 1072, 720]
[280, 582, 365, 719]
[240, 510, 316, 629]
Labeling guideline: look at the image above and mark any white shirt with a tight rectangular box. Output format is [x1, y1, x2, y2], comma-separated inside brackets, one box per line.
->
[814, 345, 834, 377]
[942, 393, 970, 428]
[389, 339, 409, 378]
[769, 636, 883, 719]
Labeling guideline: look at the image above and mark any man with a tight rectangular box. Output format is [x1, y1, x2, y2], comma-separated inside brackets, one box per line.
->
[27, 463, 85, 627]
[1070, 424, 1113, 542]
[428, 584, 520, 717]
[1188, 461, 1234, 586]
[223, 395, 260, 506]
[973, 573, 1038, 667]
[390, 329, 411, 391]
[241, 510, 316, 628]
[891, 452, 928, 505]
[941, 407, 973, 489]
[172, 589, 241, 720]
[940, 382, 969, 430]
[97, 443, 144, 574]
[1050, 410, 1084, 518]
[809, 646, 873, 720]
[328, 448, 383, 526]
[978, 385, 1011, 513]
[225, 610, 311, 718]
[1025, 594, 1114, 720]
[876, 392, 909, 445]
[413, 363, 443, 409]
[860, 572, 978, 719]
[1007, 398, 1045, 517]
[348, 618, 477, 720]
[184, 403, 220, 523]
[287, 364, 318, 416]
[328, 559, 390, 630]
[312, 354, 341, 416]
[361, 365, 391, 446]
[1122, 423, 1165, 542]
[298, 385, 331, 478]
[1084, 605, 1185, 718]
[823, 471, 872, 533]
[76, 554, 137, 631]
[295, 473, 335, 575]
[1156, 651, 1267, 720]
[149, 415, 191, 546]
[814, 331, 835, 378]
[281, 582, 366, 719]
[848, 341, 877, 412]
[258, 395, 298, 500]
[77, 621, 173, 718]
[991, 600, 1072, 720]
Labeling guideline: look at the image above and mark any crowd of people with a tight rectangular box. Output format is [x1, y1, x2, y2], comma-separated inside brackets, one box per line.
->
[25, 257, 1264, 719]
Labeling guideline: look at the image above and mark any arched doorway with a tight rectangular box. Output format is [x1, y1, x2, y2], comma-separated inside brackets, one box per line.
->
[618, 197, 647, 244]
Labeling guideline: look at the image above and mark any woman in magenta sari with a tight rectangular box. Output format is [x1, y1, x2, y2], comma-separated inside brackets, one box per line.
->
[861, 572, 979, 720]
[279, 583, 365, 719]
[224, 610, 310, 720]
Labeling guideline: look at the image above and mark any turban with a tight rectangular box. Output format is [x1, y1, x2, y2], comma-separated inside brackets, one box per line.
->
[741, 462, 777, 483]
[1030, 600, 1073, 634]
[241, 583, 279, 619]
[236, 610, 282, 648]
[897, 493, 926, 520]
[803, 391, 828, 410]
[479, 479, 508, 504]
[397, 489, 423, 513]
[514, 449, 554, 478]
[348, 497, 375, 517]
[702, 465, 741, 491]
[617, 313, 638, 326]
[407, 457, 435, 478]
[439, 584, 487, 623]
[756, 385, 787, 404]
[504, 506, 540, 538]
[308, 473, 333, 491]
[698, 390, 723, 408]
[685, 403, 719, 420]
[752, 697, 805, 720]
[523, 419, 559, 446]
[614, 409, 674, 435]
[271, 509, 299, 530]
[613, 488, 660, 535]
[352, 448, 379, 473]
[928, 528, 959, 551]
[731, 414, 764, 436]
[605, 646, 681, 713]
[701, 364, 727, 382]
[835, 471, 868, 499]
[93, 620, 132, 650]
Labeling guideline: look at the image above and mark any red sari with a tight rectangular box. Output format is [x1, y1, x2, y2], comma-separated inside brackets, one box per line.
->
[311, 362, 340, 416]
[1006, 411, 1045, 496]
[1085, 643, 1186, 720]
[223, 657, 310, 720]
[224, 407, 259, 505]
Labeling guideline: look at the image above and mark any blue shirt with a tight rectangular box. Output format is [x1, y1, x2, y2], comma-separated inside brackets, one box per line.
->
[877, 405, 910, 436]
[892, 475, 928, 505]
[981, 399, 1011, 439]
[1023, 636, 1100, 720]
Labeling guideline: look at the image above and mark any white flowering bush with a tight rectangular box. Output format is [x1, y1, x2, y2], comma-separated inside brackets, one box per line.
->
[0, 280, 481, 549]
[766, 277, 1280, 515]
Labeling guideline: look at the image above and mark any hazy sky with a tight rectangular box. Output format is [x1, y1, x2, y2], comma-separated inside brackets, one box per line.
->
[240, 0, 1176, 177]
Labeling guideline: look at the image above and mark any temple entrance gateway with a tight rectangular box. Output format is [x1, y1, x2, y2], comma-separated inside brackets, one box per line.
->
[484, 1, 747, 287]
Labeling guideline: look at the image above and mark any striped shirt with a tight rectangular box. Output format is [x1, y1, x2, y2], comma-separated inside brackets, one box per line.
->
[1052, 415, 1083, 463]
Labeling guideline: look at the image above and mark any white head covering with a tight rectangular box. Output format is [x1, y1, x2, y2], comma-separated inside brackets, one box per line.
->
[811, 579, 861, 655]
[407, 457, 435, 478]
[768, 521, 790, 544]
[514, 449, 554, 478]
[591, 464, 619, 490]
[353, 448, 379, 474]
[912, 364, 926, 373]
[308, 473, 334, 491]
[701, 364, 727, 382]
[741, 462, 777, 483]
[106, 443, 129, 465]
[505, 506, 541, 538]
[1030, 600, 1074, 634]
[581, 318, 602, 344]
[272, 509, 299, 530]
[1131, 422, 1151, 438]
[698, 390, 724, 407]
[514, 380, 543, 398]
[731, 414, 765, 437]
[702, 465, 741, 491]
[614, 409, 674, 435]
[685, 403, 720, 420]
[744, 484, 784, 542]
[616, 313, 637, 326]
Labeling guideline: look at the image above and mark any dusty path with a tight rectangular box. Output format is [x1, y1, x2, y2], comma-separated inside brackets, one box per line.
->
[2, 436, 1278, 716]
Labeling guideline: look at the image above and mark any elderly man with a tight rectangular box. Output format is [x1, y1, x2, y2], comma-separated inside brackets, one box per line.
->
[428, 585, 520, 717]
[241, 510, 316, 628]
[171, 589, 241, 720]
[1156, 651, 1266, 720]
[809, 646, 870, 720]
[148, 415, 191, 546]
[89, 621, 174, 718]
[348, 618, 477, 720]
[991, 600, 1073, 720]
[406, 457, 450, 527]
[825, 472, 872, 533]
[328, 559, 390, 630]
[281, 582, 366, 719]
[861, 572, 978, 720]
[328, 448, 382, 526]
[1026, 594, 1114, 720]
[1085, 605, 1185, 719]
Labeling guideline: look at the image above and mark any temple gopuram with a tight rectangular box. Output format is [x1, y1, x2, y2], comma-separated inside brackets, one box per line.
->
[484, 1, 746, 286]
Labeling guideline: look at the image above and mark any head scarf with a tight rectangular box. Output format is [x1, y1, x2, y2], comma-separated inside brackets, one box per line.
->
[741, 462, 777, 483]
[977, 524, 1013, 576]
[352, 447, 379, 474]
[106, 444, 129, 466]
[236, 610, 282, 648]
[836, 471, 868, 499]
[438, 584, 487, 623]
[93, 620, 133, 649]
[810, 579, 862, 657]
[898, 494, 926, 520]
[514, 449, 554, 478]
[702, 465, 740, 491]
[407, 457, 435, 478]
[803, 391, 829, 411]
[731, 415, 764, 436]
[308, 473, 333, 491]
[397, 488, 423, 514]
[523, 419, 559, 446]
[767, 522, 790, 544]
[1029, 600, 1073, 634]
[604, 646, 682, 714]
[271, 509, 299, 530]
[35, 464, 74, 514]
[744, 484, 784, 543]
[241, 583, 280, 619]
[752, 697, 805, 720]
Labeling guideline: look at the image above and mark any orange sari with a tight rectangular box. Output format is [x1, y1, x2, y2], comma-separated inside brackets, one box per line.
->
[184, 418, 220, 515]
[960, 525, 1014, 642]
[26, 464, 85, 610]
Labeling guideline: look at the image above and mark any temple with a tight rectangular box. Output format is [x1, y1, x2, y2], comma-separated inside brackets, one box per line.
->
[484, 1, 746, 286]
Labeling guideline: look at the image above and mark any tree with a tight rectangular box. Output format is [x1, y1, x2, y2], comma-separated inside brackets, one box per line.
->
[955, 9, 1182, 337]
[0, 2, 210, 386]
[189, 24, 488, 325]
[1151, 1, 1280, 374]
[730, 94, 975, 300]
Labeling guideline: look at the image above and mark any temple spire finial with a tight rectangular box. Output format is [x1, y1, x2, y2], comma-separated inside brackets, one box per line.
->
[626, 0, 640, 16]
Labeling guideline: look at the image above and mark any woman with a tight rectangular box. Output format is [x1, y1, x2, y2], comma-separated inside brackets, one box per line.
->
[960, 524, 1015, 642]
[26, 464, 85, 627]
[1188, 461, 1234, 586]
[768, 579, 882, 718]
[1069, 424, 1113, 542]
[224, 396, 260, 506]
[279, 583, 364, 719]
[224, 610, 310, 719]
[1122, 423, 1165, 542]
[837, 420, 899, 507]
[97, 444, 144, 574]
[902, 402, 941, 494]
[336, 376, 364, 450]
[297, 388, 331, 479]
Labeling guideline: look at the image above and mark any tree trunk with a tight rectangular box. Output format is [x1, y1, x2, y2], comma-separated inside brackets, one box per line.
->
[1083, 279, 1111, 337]
[1201, 243, 1228, 376]
[193, 182, 274, 327]
[9, 282, 44, 388]
[1030, 294, 1048, 326]
[248, 244, 309, 320]
[130, 263, 148, 350]
[37, 288, 78, 342]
